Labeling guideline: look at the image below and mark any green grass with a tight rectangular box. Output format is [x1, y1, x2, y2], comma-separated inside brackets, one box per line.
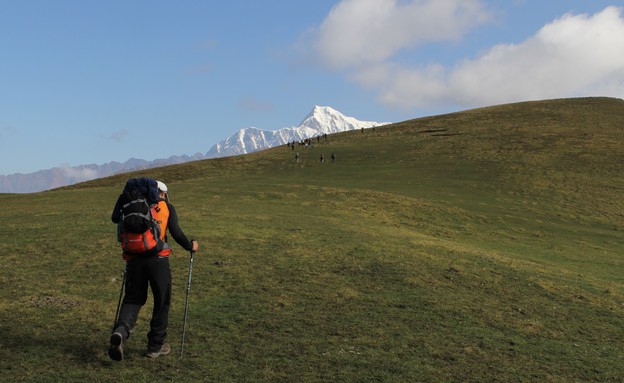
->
[1, 97, 624, 382]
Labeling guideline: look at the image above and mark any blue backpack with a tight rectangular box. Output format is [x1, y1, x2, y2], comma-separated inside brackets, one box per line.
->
[117, 178, 164, 254]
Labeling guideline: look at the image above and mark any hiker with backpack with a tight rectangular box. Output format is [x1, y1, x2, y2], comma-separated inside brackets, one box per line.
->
[108, 178, 199, 361]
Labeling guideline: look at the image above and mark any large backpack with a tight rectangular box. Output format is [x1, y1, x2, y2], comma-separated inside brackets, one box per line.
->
[117, 178, 164, 255]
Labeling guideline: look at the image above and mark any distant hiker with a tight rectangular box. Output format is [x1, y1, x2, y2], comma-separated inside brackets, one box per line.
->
[108, 178, 199, 361]
[320, 153, 324, 163]
[331, 153, 336, 163]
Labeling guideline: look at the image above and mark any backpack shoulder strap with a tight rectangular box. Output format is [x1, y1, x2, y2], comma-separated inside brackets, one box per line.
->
[154, 199, 170, 240]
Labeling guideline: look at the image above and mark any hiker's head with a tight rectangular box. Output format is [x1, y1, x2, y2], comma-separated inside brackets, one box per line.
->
[156, 181, 168, 197]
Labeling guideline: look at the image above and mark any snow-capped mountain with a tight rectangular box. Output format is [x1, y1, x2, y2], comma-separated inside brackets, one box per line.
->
[0, 106, 388, 193]
[205, 106, 384, 158]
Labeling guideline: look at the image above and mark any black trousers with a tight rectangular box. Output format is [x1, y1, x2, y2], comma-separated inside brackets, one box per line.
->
[114, 254, 171, 352]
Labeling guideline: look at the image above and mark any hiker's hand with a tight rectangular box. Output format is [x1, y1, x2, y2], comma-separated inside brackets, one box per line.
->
[191, 240, 199, 252]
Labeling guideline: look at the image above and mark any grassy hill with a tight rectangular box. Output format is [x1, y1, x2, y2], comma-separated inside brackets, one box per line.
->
[1, 97, 623, 382]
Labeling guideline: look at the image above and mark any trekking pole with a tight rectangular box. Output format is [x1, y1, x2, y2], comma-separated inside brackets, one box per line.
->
[112, 267, 127, 331]
[180, 250, 195, 360]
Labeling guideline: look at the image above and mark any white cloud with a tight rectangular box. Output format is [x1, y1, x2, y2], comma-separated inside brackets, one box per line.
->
[312, 0, 491, 70]
[60, 165, 98, 181]
[310, 3, 624, 110]
[446, 6, 624, 106]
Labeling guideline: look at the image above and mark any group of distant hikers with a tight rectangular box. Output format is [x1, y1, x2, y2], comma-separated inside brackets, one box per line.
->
[108, 178, 198, 361]
[290, 134, 336, 164]
[288, 134, 329, 150]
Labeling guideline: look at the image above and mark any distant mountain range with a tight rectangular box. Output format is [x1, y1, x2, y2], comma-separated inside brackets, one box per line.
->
[0, 106, 388, 193]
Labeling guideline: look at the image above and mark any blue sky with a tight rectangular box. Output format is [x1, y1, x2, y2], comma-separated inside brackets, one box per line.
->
[1, 0, 623, 175]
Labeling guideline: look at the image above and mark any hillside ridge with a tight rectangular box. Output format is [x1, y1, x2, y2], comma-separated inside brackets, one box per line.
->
[3, 96, 624, 382]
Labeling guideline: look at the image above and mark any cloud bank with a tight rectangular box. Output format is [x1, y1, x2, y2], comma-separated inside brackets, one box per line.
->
[60, 165, 98, 181]
[309, 1, 624, 110]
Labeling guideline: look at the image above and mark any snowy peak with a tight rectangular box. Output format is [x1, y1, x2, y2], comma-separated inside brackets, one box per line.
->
[210, 127, 272, 157]
[299, 106, 380, 134]
[299, 105, 342, 125]
[206, 106, 388, 158]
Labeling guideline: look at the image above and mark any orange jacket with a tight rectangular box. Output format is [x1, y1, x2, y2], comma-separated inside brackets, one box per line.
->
[155, 200, 172, 256]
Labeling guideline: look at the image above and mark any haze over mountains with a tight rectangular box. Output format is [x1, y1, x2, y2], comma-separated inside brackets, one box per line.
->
[0, 106, 387, 193]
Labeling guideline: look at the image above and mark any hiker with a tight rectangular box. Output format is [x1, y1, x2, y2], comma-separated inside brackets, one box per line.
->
[331, 153, 336, 163]
[108, 179, 199, 361]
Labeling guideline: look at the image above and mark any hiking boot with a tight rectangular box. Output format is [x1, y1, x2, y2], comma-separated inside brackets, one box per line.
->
[146, 343, 171, 358]
[108, 332, 124, 361]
